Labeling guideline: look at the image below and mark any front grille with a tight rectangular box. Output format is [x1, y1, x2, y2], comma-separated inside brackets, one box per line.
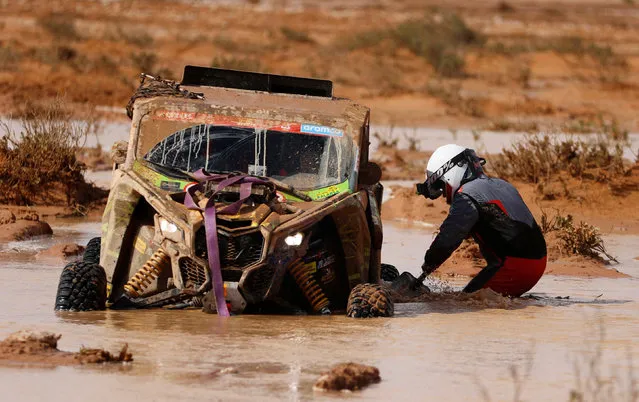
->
[195, 227, 264, 269]
[179, 257, 208, 290]
[217, 219, 253, 230]
[242, 264, 276, 301]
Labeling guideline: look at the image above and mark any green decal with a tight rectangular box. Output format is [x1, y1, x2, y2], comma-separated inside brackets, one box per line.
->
[133, 161, 191, 191]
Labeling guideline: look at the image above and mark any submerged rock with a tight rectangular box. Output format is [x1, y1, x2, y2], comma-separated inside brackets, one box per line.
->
[314, 362, 381, 391]
[0, 220, 53, 241]
[0, 330, 132, 365]
[37, 243, 85, 261]
[0, 209, 16, 225]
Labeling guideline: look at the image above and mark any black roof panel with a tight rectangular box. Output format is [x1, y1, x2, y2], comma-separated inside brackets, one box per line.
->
[181, 66, 333, 98]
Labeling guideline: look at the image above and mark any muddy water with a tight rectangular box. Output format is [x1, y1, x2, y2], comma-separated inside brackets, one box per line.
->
[0, 221, 637, 401]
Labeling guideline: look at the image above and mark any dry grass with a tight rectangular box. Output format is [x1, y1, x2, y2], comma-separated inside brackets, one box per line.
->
[37, 13, 80, 41]
[426, 81, 485, 117]
[0, 44, 21, 71]
[346, 13, 482, 77]
[280, 27, 314, 44]
[488, 36, 626, 67]
[541, 211, 616, 262]
[0, 99, 106, 206]
[490, 134, 627, 185]
[211, 56, 262, 72]
[569, 321, 638, 402]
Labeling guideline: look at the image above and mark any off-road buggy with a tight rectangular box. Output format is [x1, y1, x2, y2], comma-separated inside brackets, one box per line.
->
[55, 66, 401, 317]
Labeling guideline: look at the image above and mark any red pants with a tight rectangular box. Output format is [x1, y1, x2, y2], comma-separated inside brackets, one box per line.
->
[483, 256, 547, 297]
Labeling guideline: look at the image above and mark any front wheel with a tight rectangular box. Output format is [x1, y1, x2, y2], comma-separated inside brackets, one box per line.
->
[83, 237, 101, 264]
[346, 283, 394, 318]
[54, 261, 107, 311]
[380, 263, 400, 282]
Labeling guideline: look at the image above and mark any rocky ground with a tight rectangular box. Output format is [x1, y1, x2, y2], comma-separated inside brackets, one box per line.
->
[0, 330, 132, 366]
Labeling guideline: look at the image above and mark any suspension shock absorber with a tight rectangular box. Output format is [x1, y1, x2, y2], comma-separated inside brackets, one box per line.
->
[124, 248, 171, 298]
[288, 258, 330, 314]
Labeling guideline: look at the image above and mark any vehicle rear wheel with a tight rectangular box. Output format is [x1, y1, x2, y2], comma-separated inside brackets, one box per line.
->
[346, 283, 394, 318]
[83, 237, 101, 264]
[380, 263, 400, 282]
[54, 261, 107, 311]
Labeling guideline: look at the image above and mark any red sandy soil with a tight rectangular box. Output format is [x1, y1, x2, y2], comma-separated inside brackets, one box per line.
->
[0, 330, 132, 366]
[0, 0, 638, 131]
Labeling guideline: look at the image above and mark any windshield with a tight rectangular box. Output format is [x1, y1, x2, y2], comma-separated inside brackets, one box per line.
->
[143, 124, 353, 190]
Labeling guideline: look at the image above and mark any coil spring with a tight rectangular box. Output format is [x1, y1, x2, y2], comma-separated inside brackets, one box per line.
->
[191, 296, 203, 307]
[124, 248, 171, 298]
[288, 259, 330, 313]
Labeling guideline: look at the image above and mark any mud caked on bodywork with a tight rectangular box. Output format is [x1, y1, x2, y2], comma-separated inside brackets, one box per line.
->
[57, 66, 389, 316]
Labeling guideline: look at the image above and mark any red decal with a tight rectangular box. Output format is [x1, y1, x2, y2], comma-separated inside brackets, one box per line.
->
[153, 110, 303, 134]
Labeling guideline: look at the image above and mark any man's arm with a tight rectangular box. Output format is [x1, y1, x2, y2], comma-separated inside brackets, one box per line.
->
[422, 193, 479, 275]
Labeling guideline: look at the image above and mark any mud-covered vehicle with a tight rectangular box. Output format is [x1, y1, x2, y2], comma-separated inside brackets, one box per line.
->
[55, 67, 398, 317]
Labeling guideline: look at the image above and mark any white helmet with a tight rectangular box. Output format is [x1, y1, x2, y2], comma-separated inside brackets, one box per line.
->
[419, 144, 483, 203]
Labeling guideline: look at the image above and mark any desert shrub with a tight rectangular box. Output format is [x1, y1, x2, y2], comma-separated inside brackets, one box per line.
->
[496, 1, 515, 12]
[117, 26, 153, 47]
[488, 36, 625, 67]
[211, 56, 262, 72]
[394, 13, 482, 77]
[426, 81, 485, 117]
[280, 27, 314, 43]
[0, 44, 21, 70]
[212, 35, 237, 51]
[0, 100, 102, 206]
[345, 30, 390, 50]
[485, 119, 539, 133]
[372, 131, 398, 148]
[131, 51, 158, 73]
[541, 212, 616, 262]
[490, 134, 627, 184]
[38, 13, 80, 41]
[345, 13, 482, 77]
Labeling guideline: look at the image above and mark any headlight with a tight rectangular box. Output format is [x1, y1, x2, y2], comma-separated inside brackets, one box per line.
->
[284, 232, 304, 246]
[159, 218, 178, 233]
[158, 217, 183, 242]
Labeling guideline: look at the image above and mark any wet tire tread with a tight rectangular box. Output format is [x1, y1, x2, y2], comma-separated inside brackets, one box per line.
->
[54, 261, 107, 311]
[83, 237, 101, 264]
[346, 283, 394, 318]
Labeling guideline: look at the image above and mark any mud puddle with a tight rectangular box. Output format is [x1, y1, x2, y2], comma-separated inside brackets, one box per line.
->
[0, 222, 638, 401]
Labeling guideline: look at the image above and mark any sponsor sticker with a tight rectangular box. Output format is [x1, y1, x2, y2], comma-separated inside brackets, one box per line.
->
[275, 191, 287, 202]
[300, 124, 343, 137]
[160, 181, 182, 192]
[134, 237, 147, 254]
[154, 111, 346, 138]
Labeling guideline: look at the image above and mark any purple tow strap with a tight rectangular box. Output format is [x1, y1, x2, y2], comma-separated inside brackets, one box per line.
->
[184, 170, 269, 316]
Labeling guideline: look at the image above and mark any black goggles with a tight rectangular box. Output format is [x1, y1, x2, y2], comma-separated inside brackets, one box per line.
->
[416, 149, 484, 200]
